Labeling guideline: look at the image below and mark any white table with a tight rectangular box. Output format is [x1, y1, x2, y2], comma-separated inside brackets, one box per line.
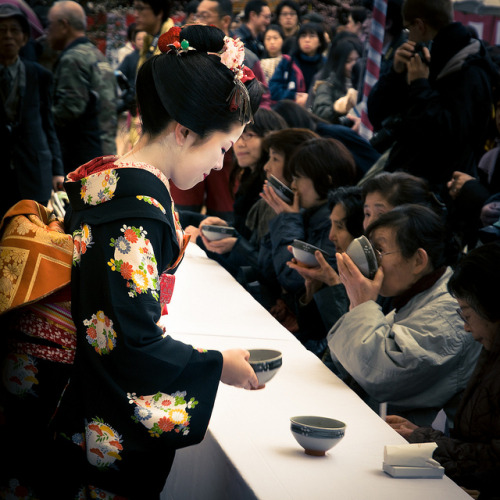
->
[160, 244, 471, 500]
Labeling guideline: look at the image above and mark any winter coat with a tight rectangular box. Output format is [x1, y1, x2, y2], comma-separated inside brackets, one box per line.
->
[367, 22, 494, 195]
[327, 267, 482, 425]
[409, 332, 500, 498]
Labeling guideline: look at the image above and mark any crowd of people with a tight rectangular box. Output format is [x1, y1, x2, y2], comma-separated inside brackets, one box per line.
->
[1, 0, 500, 498]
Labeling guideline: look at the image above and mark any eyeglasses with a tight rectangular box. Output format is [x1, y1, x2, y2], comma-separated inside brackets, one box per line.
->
[280, 11, 298, 17]
[373, 248, 400, 264]
[195, 11, 218, 22]
[456, 308, 469, 326]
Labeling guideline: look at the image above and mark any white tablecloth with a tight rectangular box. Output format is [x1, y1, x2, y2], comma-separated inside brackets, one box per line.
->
[160, 244, 471, 500]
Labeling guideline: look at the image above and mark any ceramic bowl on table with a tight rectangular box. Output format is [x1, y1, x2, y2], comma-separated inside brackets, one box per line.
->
[291, 239, 330, 268]
[201, 224, 236, 241]
[290, 416, 346, 456]
[345, 235, 378, 279]
[248, 349, 282, 385]
[268, 175, 294, 204]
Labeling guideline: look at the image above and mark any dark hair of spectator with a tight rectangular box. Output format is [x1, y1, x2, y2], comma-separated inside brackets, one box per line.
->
[275, 0, 301, 20]
[243, 0, 269, 22]
[448, 242, 500, 322]
[288, 137, 357, 199]
[402, 0, 453, 32]
[361, 171, 446, 216]
[295, 22, 327, 55]
[328, 186, 364, 239]
[319, 38, 363, 89]
[261, 128, 319, 183]
[142, 0, 173, 22]
[366, 204, 460, 269]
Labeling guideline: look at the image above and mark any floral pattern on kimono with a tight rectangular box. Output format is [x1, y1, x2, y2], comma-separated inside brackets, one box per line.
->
[128, 391, 198, 437]
[85, 418, 124, 469]
[72, 223, 93, 266]
[2, 353, 39, 397]
[83, 311, 117, 355]
[108, 225, 159, 300]
[80, 169, 120, 205]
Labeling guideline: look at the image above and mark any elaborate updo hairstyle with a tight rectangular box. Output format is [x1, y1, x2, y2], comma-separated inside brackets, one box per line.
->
[288, 137, 357, 200]
[448, 242, 500, 322]
[362, 172, 446, 217]
[366, 204, 461, 270]
[261, 128, 319, 184]
[136, 24, 263, 138]
[327, 186, 364, 239]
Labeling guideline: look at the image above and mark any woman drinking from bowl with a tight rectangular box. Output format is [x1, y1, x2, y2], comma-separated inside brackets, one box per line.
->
[260, 136, 356, 333]
[287, 186, 363, 353]
[386, 242, 500, 498]
[327, 204, 482, 426]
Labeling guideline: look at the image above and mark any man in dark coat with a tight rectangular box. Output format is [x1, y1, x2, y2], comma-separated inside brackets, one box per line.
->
[367, 0, 495, 198]
[0, 3, 64, 217]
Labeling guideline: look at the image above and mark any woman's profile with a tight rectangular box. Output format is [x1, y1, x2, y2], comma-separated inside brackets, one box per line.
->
[1, 24, 263, 498]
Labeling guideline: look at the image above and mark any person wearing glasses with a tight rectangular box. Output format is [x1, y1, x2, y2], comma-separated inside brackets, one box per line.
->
[234, 0, 272, 59]
[274, 0, 301, 55]
[387, 242, 500, 498]
[326, 204, 482, 426]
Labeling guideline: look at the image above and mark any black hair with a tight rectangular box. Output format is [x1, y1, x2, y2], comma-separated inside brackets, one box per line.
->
[213, 0, 233, 18]
[261, 128, 319, 184]
[319, 37, 363, 88]
[361, 171, 446, 217]
[350, 6, 368, 24]
[295, 22, 327, 55]
[365, 204, 461, 269]
[264, 23, 284, 38]
[402, 0, 453, 32]
[288, 137, 357, 200]
[142, 0, 173, 22]
[328, 186, 364, 239]
[136, 24, 263, 138]
[230, 107, 287, 193]
[127, 22, 137, 42]
[243, 0, 269, 22]
[448, 242, 500, 322]
[272, 99, 317, 129]
[275, 0, 300, 18]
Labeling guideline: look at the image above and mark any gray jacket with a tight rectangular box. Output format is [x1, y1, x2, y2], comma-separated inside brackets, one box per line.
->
[327, 267, 481, 424]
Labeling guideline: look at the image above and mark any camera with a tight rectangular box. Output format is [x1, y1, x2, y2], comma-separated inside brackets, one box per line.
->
[337, 115, 355, 128]
[413, 42, 430, 66]
[369, 114, 403, 153]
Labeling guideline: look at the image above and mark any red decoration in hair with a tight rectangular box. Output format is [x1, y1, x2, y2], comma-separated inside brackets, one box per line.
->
[158, 26, 182, 53]
[240, 66, 256, 84]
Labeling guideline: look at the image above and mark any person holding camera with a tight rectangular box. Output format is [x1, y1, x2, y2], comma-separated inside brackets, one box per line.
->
[367, 0, 496, 199]
[0, 4, 64, 218]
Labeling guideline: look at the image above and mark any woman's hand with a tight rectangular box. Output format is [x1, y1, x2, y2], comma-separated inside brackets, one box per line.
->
[197, 217, 237, 254]
[336, 252, 383, 308]
[201, 235, 238, 254]
[221, 349, 261, 389]
[386, 415, 419, 440]
[260, 181, 300, 214]
[287, 248, 341, 287]
[447, 171, 474, 199]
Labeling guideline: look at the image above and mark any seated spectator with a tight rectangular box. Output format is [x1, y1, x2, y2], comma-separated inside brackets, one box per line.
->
[311, 36, 363, 124]
[290, 22, 327, 94]
[260, 137, 357, 332]
[260, 24, 285, 83]
[192, 128, 319, 308]
[387, 242, 500, 499]
[182, 107, 287, 265]
[274, 0, 301, 55]
[327, 204, 482, 426]
[362, 171, 446, 230]
[288, 186, 364, 354]
[272, 98, 380, 177]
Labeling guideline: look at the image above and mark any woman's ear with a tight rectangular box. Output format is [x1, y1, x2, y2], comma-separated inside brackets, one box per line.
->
[174, 123, 191, 146]
[413, 247, 430, 275]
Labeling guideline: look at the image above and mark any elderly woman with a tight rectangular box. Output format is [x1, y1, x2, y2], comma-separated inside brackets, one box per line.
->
[326, 204, 482, 426]
[387, 242, 500, 498]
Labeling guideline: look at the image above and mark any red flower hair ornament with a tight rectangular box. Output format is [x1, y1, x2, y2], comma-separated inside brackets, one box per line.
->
[158, 27, 255, 123]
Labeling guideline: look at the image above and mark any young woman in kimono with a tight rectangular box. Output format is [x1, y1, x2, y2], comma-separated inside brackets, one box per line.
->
[1, 24, 263, 499]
